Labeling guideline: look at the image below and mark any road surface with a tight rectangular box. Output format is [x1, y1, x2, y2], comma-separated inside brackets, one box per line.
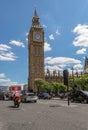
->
[0, 99, 88, 130]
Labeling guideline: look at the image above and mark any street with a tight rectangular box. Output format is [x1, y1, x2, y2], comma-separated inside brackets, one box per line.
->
[0, 99, 88, 130]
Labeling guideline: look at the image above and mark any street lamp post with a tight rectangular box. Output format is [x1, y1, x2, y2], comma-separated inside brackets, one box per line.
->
[63, 69, 70, 106]
[72, 67, 75, 89]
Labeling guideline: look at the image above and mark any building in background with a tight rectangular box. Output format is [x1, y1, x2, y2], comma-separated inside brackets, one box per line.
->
[0, 86, 9, 92]
[45, 69, 63, 83]
[23, 84, 28, 92]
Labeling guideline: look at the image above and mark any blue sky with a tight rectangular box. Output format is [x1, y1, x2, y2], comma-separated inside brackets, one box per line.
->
[0, 0, 88, 86]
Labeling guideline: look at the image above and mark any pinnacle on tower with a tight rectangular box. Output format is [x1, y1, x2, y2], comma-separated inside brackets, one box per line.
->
[32, 6, 40, 26]
[34, 6, 39, 18]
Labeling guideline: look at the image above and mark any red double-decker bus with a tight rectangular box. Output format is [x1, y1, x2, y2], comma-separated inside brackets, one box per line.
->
[9, 85, 21, 92]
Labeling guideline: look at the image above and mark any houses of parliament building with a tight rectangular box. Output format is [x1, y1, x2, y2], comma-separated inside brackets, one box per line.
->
[28, 8, 88, 91]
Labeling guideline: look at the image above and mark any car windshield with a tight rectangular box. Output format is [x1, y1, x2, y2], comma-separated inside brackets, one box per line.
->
[27, 93, 35, 96]
[43, 93, 49, 96]
[82, 91, 88, 95]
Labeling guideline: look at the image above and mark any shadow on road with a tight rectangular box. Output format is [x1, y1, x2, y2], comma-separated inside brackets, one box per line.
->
[49, 105, 61, 107]
[8, 106, 15, 108]
[7, 106, 21, 110]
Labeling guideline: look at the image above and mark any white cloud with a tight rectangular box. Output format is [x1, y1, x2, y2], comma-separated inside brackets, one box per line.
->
[26, 38, 28, 41]
[0, 78, 11, 83]
[0, 52, 17, 61]
[45, 65, 63, 73]
[72, 24, 88, 47]
[55, 29, 60, 36]
[0, 73, 6, 78]
[45, 56, 82, 72]
[0, 73, 18, 86]
[49, 34, 54, 40]
[0, 44, 11, 51]
[42, 24, 47, 28]
[26, 32, 28, 41]
[76, 48, 86, 54]
[0, 43, 17, 61]
[73, 64, 83, 70]
[44, 42, 52, 52]
[26, 32, 28, 36]
[9, 40, 25, 48]
[45, 57, 81, 65]
[0, 78, 18, 86]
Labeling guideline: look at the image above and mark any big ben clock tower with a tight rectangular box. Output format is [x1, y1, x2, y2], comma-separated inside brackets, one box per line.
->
[28, 8, 44, 91]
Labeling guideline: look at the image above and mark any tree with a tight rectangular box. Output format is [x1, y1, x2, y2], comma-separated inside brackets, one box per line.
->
[34, 78, 45, 92]
[50, 82, 67, 96]
[35, 79, 67, 95]
[70, 74, 88, 90]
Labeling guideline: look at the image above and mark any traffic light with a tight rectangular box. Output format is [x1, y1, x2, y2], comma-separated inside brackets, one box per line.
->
[63, 69, 69, 86]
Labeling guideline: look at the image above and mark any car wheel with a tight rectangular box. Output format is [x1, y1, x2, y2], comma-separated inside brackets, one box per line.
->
[22, 98, 26, 103]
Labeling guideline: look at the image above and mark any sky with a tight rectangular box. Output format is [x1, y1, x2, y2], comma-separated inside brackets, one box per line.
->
[0, 0, 88, 86]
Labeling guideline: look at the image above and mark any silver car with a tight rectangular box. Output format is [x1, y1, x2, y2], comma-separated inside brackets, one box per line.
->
[21, 93, 38, 103]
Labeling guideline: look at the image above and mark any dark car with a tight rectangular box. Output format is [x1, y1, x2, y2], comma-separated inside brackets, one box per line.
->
[69, 90, 88, 103]
[38, 92, 52, 99]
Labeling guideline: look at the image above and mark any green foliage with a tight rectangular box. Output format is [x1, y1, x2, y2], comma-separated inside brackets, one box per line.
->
[34, 78, 67, 95]
[34, 78, 46, 92]
[70, 74, 88, 90]
[34, 74, 88, 94]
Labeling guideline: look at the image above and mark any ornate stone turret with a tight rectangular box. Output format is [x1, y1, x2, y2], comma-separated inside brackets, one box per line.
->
[32, 7, 40, 27]
[45, 70, 63, 83]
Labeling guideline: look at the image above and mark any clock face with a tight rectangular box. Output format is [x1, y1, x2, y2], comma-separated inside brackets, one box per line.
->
[35, 33, 41, 40]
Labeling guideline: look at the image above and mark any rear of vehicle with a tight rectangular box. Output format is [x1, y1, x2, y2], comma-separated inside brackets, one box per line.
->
[21, 93, 38, 103]
[39, 92, 51, 99]
[69, 90, 88, 103]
